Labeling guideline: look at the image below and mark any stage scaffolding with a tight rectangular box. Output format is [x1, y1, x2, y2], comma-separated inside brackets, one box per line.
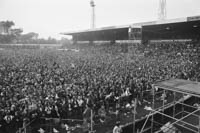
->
[139, 79, 200, 133]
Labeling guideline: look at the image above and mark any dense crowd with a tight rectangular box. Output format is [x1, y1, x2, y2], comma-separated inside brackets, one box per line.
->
[0, 41, 199, 133]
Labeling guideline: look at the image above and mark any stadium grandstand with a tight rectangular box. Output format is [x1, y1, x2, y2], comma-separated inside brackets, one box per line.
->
[62, 15, 200, 44]
[1, 0, 200, 132]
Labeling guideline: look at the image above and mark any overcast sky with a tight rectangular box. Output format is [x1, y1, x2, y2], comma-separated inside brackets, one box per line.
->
[0, 0, 200, 39]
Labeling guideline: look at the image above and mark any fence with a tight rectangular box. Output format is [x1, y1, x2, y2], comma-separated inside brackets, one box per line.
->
[17, 117, 84, 133]
[15, 97, 139, 133]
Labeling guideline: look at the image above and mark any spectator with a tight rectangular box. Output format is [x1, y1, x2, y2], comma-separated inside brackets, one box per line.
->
[113, 121, 122, 133]
[0, 41, 199, 133]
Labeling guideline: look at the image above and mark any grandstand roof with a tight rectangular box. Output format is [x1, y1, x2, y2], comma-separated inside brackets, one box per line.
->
[142, 17, 200, 40]
[62, 15, 200, 41]
[67, 26, 130, 41]
[63, 25, 129, 35]
[154, 79, 200, 97]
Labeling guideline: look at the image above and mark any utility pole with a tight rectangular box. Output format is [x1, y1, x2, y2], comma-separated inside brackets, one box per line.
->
[158, 0, 167, 20]
[90, 0, 96, 29]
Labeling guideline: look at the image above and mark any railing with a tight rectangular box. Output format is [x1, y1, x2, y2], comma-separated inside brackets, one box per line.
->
[14, 102, 138, 133]
[11, 95, 151, 133]
[17, 117, 84, 133]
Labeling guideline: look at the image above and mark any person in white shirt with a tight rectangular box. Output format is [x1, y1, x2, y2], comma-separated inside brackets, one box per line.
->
[98, 105, 106, 123]
[113, 121, 122, 133]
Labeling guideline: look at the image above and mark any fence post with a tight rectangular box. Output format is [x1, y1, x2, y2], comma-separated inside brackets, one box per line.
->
[19, 128, 21, 133]
[50, 118, 52, 133]
[133, 98, 137, 133]
[90, 109, 93, 132]
[23, 118, 27, 133]
[89, 109, 95, 133]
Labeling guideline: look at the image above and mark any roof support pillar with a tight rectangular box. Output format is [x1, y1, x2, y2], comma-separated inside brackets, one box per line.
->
[72, 35, 78, 45]
[110, 40, 116, 45]
[89, 40, 94, 45]
[73, 40, 77, 45]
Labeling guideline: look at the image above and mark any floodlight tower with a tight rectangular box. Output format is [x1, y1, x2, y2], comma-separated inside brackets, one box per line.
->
[90, 0, 96, 29]
[158, 0, 167, 20]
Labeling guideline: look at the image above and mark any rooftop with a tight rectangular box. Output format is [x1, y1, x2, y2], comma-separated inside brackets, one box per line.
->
[154, 79, 200, 97]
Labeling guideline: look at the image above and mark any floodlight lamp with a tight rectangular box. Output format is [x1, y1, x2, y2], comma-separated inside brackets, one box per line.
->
[166, 27, 170, 30]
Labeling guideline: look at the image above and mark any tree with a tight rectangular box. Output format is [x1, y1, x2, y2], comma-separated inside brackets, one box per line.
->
[26, 32, 39, 40]
[11, 28, 23, 36]
[60, 37, 72, 46]
[0, 21, 17, 43]
[47, 36, 57, 44]
[1, 21, 15, 34]
[19, 32, 39, 43]
[11, 28, 23, 43]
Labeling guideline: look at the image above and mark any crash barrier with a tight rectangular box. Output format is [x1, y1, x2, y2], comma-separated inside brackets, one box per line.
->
[14, 95, 154, 133]
[15, 102, 138, 133]
[17, 117, 84, 133]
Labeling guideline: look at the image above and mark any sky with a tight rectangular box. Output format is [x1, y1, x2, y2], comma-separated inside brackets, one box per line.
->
[0, 0, 200, 39]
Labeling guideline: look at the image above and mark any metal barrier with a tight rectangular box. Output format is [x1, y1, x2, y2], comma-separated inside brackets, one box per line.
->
[14, 101, 138, 133]
[13, 94, 147, 133]
[17, 117, 84, 133]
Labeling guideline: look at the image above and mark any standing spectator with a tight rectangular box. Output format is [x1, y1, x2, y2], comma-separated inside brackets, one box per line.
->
[113, 121, 122, 133]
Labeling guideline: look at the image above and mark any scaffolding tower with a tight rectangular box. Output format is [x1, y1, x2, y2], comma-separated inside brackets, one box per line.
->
[139, 79, 200, 133]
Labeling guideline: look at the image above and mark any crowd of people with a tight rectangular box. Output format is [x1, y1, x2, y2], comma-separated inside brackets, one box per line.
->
[0, 41, 199, 133]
